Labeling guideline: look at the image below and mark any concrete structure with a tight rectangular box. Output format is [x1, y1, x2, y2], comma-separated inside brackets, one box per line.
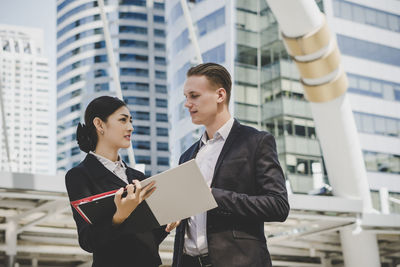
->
[0, 173, 399, 266]
[56, 0, 169, 176]
[0, 24, 53, 175]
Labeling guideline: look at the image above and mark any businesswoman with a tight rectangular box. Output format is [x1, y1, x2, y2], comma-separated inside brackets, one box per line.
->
[65, 96, 176, 267]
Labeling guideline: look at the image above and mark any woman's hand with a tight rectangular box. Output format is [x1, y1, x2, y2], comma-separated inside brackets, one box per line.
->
[112, 180, 156, 225]
[165, 220, 181, 232]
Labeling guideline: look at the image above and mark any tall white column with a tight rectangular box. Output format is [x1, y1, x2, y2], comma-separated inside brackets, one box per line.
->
[5, 221, 17, 267]
[340, 228, 380, 267]
[265, 0, 380, 266]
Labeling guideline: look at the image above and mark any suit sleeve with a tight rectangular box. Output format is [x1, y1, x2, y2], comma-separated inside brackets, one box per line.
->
[211, 133, 290, 222]
[65, 168, 131, 252]
[152, 225, 169, 244]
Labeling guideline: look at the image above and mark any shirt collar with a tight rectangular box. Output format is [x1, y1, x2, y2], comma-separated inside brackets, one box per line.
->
[201, 117, 234, 145]
[89, 151, 126, 171]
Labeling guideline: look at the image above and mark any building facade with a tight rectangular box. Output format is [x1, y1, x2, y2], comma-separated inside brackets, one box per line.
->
[56, 0, 169, 176]
[0, 24, 52, 175]
[166, 0, 400, 209]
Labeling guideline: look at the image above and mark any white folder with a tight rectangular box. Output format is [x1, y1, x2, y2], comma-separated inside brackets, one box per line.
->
[141, 159, 218, 225]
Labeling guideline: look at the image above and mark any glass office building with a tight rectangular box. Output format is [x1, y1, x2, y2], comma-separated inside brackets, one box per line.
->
[56, 0, 169, 176]
[166, 0, 400, 209]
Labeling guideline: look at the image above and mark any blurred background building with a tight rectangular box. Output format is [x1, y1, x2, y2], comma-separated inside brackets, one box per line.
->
[167, 0, 400, 203]
[56, 0, 169, 176]
[0, 24, 53, 175]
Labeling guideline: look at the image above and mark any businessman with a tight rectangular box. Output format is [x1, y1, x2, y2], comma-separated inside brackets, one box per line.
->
[172, 63, 290, 267]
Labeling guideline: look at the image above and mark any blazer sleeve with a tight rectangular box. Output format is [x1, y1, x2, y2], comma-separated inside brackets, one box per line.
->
[211, 133, 290, 222]
[65, 168, 132, 252]
[152, 225, 169, 244]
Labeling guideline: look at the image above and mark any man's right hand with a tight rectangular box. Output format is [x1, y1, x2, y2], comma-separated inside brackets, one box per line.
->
[112, 180, 156, 225]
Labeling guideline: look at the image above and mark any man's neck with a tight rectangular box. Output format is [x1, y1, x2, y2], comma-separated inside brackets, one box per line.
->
[204, 110, 231, 139]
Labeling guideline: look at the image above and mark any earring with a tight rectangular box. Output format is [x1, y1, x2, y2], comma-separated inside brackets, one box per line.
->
[101, 131, 104, 135]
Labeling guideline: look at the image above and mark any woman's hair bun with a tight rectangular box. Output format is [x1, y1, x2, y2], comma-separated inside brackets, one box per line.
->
[76, 123, 94, 153]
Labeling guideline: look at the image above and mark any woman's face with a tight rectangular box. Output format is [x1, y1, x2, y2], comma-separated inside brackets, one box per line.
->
[100, 106, 133, 149]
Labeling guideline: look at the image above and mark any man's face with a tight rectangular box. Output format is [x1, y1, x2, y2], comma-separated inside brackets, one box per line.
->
[183, 75, 219, 126]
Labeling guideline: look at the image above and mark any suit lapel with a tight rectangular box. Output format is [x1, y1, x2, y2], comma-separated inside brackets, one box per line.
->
[83, 153, 127, 188]
[211, 119, 241, 187]
[181, 138, 202, 163]
[125, 167, 135, 184]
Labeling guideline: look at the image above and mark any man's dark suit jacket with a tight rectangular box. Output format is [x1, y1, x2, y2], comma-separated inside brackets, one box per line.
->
[172, 119, 290, 267]
[65, 153, 169, 267]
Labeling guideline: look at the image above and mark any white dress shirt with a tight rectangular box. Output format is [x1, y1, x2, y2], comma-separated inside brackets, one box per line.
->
[184, 117, 234, 256]
[89, 151, 128, 184]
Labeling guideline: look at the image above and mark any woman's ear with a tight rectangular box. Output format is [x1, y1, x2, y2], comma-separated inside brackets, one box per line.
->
[216, 88, 227, 104]
[93, 117, 105, 135]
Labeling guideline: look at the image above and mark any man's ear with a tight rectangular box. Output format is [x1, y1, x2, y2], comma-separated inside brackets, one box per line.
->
[216, 88, 226, 104]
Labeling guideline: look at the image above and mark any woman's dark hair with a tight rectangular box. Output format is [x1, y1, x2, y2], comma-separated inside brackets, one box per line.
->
[76, 96, 127, 153]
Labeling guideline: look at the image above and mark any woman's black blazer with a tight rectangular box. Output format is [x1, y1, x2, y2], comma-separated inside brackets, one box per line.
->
[65, 153, 168, 267]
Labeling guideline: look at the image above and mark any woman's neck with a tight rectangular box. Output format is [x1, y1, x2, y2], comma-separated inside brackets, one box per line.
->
[94, 145, 119, 162]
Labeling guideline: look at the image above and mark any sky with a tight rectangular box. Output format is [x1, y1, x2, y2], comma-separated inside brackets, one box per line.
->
[0, 0, 56, 67]
[0, 0, 57, 174]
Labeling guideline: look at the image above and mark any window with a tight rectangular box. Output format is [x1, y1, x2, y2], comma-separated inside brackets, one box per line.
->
[337, 35, 400, 67]
[202, 44, 225, 64]
[354, 111, 400, 138]
[121, 82, 149, 91]
[154, 2, 164, 9]
[58, 28, 103, 51]
[172, 29, 189, 55]
[364, 151, 400, 174]
[196, 7, 225, 37]
[154, 29, 165, 37]
[119, 12, 147, 20]
[156, 98, 167, 108]
[333, 0, 400, 33]
[155, 43, 165, 50]
[157, 157, 169, 166]
[156, 85, 167, 93]
[120, 68, 148, 77]
[133, 141, 150, 150]
[94, 83, 109, 92]
[172, 62, 191, 89]
[154, 15, 165, 23]
[58, 15, 101, 38]
[120, 0, 146, 6]
[131, 111, 150, 121]
[120, 54, 148, 62]
[58, 2, 98, 25]
[136, 155, 151, 164]
[296, 158, 309, 175]
[124, 97, 149, 106]
[294, 125, 306, 137]
[156, 71, 166, 79]
[134, 126, 150, 135]
[347, 73, 400, 100]
[119, 26, 147, 35]
[157, 127, 168, 136]
[120, 40, 148, 48]
[71, 146, 80, 156]
[155, 57, 166, 65]
[157, 142, 169, 151]
[156, 113, 168, 122]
